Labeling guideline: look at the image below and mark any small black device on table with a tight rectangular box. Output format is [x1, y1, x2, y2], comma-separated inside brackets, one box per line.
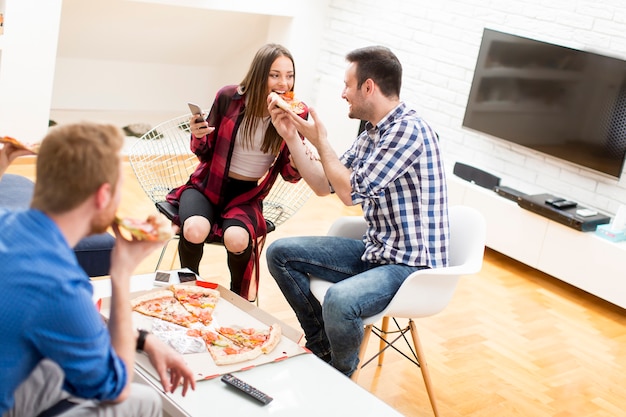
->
[221, 373, 273, 405]
[545, 197, 578, 210]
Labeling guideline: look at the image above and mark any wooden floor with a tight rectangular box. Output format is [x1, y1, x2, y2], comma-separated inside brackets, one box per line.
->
[7, 160, 626, 417]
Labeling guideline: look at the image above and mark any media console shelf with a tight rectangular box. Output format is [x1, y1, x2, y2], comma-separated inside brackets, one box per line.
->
[448, 175, 626, 309]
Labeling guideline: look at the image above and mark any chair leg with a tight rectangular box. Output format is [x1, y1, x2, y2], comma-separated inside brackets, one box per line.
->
[409, 319, 439, 417]
[350, 323, 374, 382]
[154, 237, 179, 271]
[168, 245, 179, 270]
[377, 316, 390, 366]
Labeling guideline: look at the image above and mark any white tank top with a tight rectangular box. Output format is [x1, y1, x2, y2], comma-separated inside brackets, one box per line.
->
[229, 117, 276, 179]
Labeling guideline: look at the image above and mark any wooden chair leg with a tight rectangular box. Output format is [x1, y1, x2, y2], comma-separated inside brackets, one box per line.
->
[377, 316, 390, 366]
[350, 323, 374, 382]
[409, 319, 439, 417]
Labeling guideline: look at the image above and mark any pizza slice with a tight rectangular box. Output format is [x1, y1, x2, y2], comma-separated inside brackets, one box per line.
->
[193, 328, 262, 365]
[269, 91, 305, 114]
[217, 323, 282, 354]
[115, 214, 173, 242]
[0, 136, 40, 154]
[131, 290, 199, 327]
[170, 284, 220, 326]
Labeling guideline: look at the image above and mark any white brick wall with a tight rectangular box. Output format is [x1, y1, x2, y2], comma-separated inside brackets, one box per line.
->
[314, 0, 626, 215]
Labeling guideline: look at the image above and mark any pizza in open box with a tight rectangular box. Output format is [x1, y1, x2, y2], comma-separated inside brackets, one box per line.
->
[187, 328, 262, 365]
[131, 290, 198, 327]
[131, 285, 284, 365]
[217, 323, 282, 354]
[170, 284, 220, 326]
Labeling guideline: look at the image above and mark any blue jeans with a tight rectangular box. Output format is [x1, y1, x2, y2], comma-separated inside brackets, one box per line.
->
[266, 236, 423, 376]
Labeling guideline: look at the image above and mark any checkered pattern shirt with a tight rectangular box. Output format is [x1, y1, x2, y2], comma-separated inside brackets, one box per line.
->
[341, 102, 449, 268]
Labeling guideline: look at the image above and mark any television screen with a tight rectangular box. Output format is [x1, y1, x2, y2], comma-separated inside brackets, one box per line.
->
[463, 28, 626, 178]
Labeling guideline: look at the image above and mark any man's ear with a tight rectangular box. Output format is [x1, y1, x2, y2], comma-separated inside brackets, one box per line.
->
[363, 78, 375, 95]
[94, 183, 112, 209]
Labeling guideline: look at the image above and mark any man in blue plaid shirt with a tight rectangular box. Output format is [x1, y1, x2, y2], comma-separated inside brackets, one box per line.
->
[267, 45, 449, 377]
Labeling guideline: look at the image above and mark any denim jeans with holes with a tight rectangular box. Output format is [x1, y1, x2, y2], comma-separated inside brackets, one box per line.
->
[266, 236, 422, 376]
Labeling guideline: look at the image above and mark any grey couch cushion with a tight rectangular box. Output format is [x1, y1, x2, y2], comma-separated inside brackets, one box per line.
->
[0, 173, 115, 277]
[0, 173, 35, 209]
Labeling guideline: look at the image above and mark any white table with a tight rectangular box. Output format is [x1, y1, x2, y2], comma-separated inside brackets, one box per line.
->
[91, 271, 404, 417]
[135, 353, 404, 417]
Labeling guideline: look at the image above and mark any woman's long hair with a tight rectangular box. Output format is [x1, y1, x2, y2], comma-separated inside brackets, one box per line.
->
[239, 44, 296, 155]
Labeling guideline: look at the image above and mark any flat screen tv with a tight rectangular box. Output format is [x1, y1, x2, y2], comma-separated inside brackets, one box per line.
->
[463, 28, 626, 178]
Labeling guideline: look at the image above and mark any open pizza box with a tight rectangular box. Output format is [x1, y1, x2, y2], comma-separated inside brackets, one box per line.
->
[94, 270, 309, 381]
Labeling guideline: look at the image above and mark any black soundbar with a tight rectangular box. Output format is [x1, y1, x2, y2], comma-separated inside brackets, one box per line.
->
[493, 185, 527, 202]
[517, 193, 610, 232]
[453, 162, 501, 189]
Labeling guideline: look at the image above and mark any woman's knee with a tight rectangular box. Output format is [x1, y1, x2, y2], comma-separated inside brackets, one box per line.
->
[223, 226, 250, 253]
[182, 216, 211, 244]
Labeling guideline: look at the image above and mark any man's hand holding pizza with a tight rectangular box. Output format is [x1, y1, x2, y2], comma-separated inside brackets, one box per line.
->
[269, 98, 352, 203]
[269, 99, 327, 153]
[268, 95, 299, 141]
[109, 215, 172, 279]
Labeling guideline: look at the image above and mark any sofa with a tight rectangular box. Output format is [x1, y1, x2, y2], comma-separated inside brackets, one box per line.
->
[0, 173, 115, 277]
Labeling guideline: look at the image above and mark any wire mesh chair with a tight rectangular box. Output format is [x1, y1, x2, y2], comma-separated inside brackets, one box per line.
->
[127, 114, 313, 271]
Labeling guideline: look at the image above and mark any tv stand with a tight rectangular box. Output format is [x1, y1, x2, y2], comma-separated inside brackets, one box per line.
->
[517, 193, 610, 232]
[449, 175, 626, 309]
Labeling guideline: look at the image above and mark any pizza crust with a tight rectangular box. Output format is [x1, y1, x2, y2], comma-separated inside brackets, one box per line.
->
[211, 346, 262, 366]
[261, 324, 282, 354]
[169, 284, 220, 299]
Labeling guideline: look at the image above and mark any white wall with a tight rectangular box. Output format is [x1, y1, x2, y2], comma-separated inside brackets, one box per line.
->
[312, 0, 626, 216]
[0, 0, 62, 141]
[50, 0, 330, 129]
[49, 1, 626, 215]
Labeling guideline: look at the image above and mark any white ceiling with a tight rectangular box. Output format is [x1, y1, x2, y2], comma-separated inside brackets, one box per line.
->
[57, 0, 273, 66]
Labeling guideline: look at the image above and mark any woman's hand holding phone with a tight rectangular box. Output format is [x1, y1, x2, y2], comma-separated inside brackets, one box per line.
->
[187, 102, 214, 137]
[187, 102, 205, 123]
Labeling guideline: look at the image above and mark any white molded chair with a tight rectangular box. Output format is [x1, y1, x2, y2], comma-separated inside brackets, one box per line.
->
[127, 114, 313, 272]
[310, 205, 486, 417]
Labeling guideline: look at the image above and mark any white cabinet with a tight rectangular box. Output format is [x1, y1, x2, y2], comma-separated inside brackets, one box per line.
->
[0, 0, 62, 141]
[449, 175, 626, 309]
[538, 224, 626, 309]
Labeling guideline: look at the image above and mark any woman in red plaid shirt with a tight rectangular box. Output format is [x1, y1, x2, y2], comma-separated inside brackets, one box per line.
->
[166, 44, 326, 301]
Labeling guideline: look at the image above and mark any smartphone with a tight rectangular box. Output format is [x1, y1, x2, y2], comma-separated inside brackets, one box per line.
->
[178, 271, 197, 283]
[187, 102, 205, 123]
[154, 271, 171, 286]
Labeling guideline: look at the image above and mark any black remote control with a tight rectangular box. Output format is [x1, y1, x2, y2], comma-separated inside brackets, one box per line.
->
[221, 373, 273, 405]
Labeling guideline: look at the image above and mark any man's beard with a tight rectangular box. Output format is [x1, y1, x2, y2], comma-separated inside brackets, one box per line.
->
[90, 209, 115, 235]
